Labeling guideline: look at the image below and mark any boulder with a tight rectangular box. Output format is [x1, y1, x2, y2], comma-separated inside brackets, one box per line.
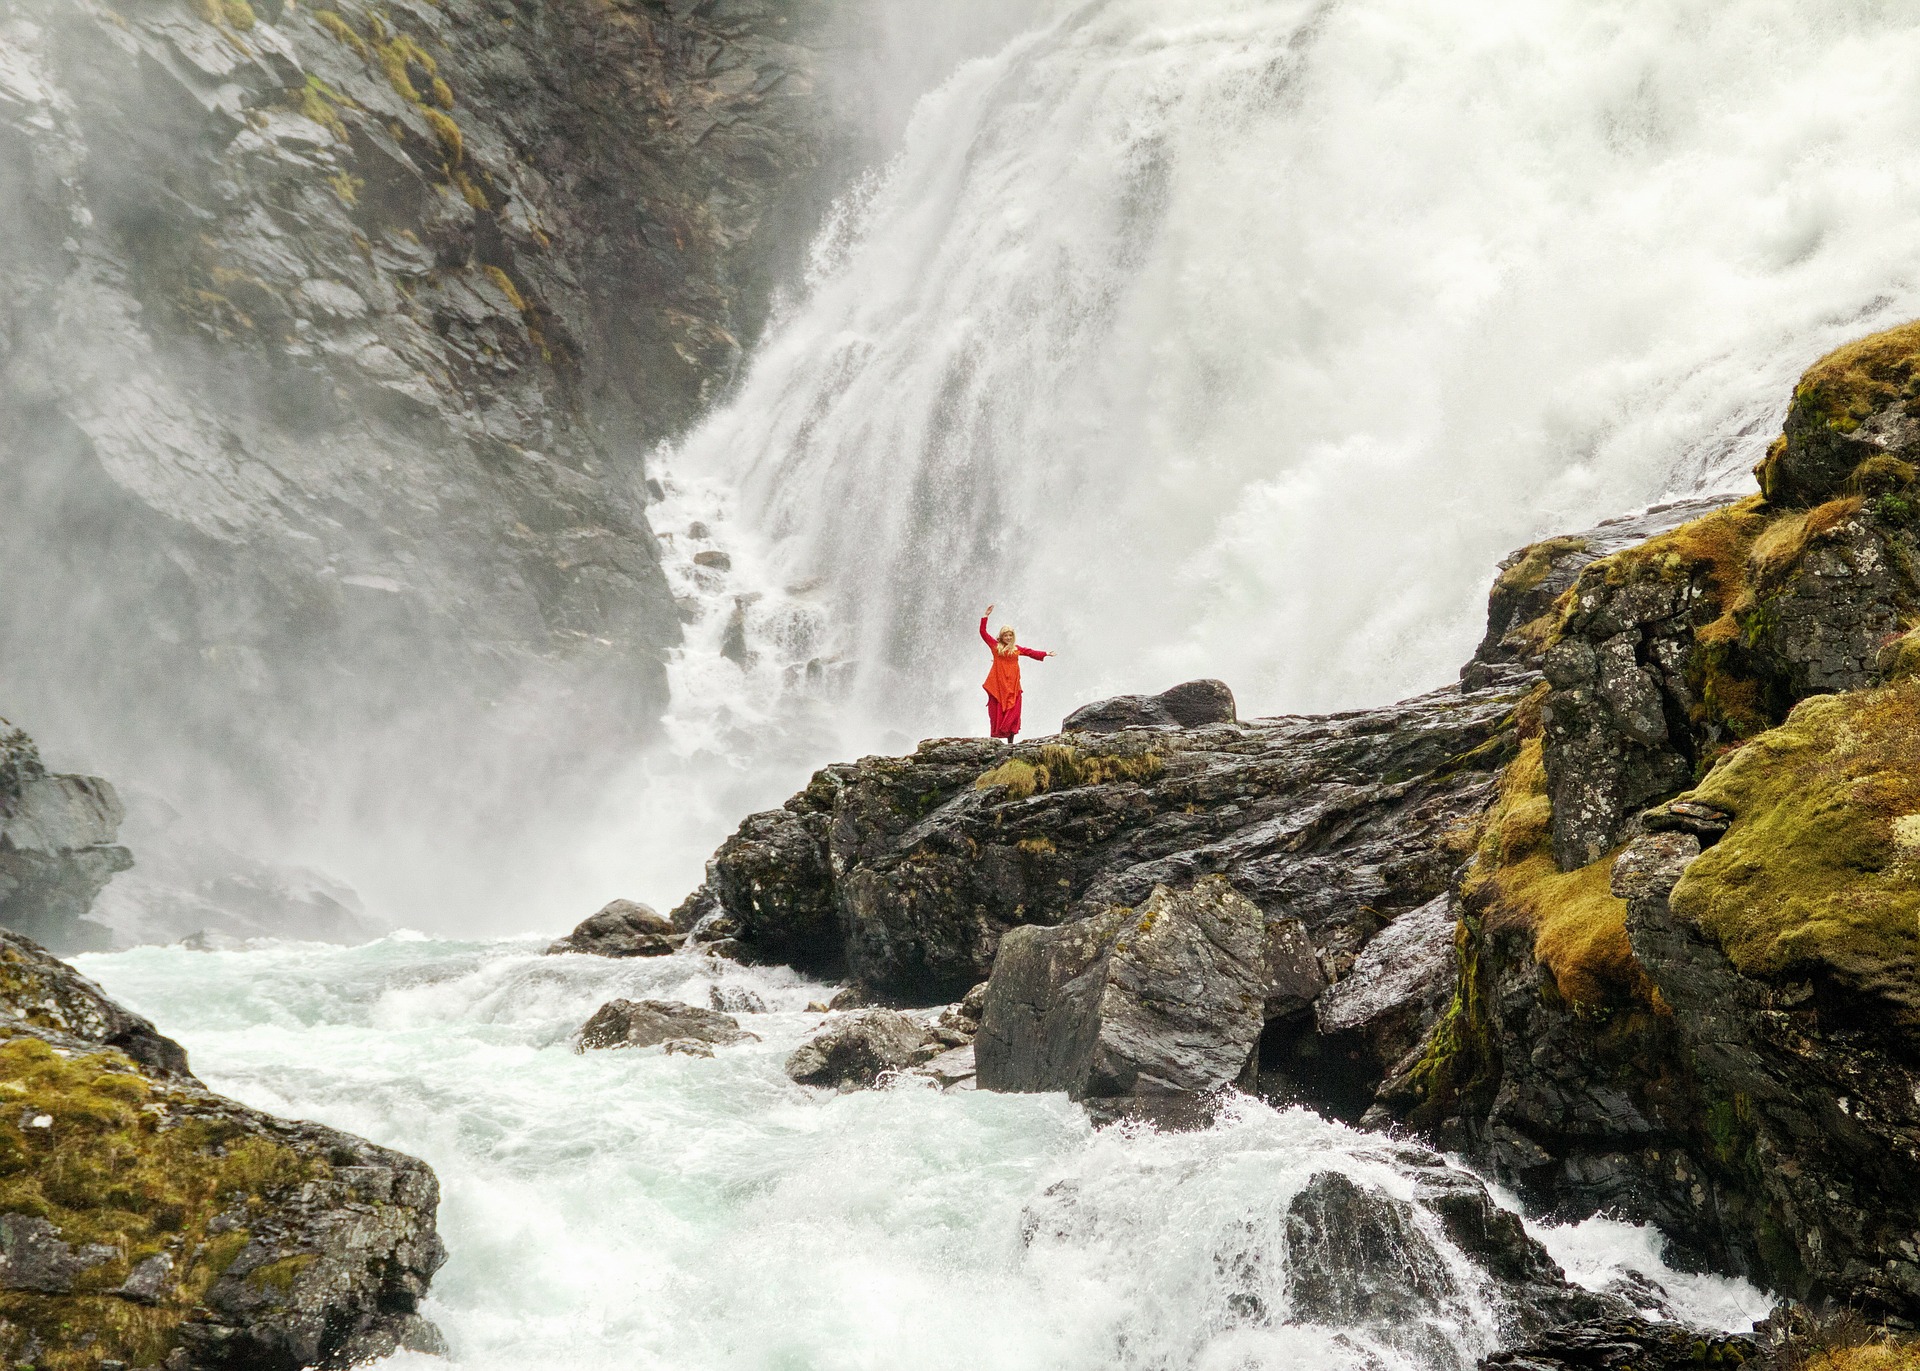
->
[975, 878, 1289, 1110]
[784, 1009, 938, 1089]
[0, 720, 132, 954]
[1480, 1319, 1758, 1371]
[1756, 320, 1920, 506]
[574, 999, 756, 1052]
[1061, 679, 1236, 733]
[1314, 893, 1456, 1073]
[0, 934, 445, 1369]
[547, 900, 680, 958]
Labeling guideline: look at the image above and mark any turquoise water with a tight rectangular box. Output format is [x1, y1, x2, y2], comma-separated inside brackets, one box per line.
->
[78, 937, 1771, 1371]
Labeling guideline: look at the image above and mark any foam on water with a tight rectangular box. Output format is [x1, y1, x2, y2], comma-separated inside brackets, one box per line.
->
[79, 940, 1771, 1370]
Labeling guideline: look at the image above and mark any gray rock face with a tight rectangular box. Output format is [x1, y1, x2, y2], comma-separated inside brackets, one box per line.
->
[0, 720, 132, 953]
[784, 1008, 938, 1090]
[975, 879, 1293, 1109]
[0, 0, 847, 863]
[547, 899, 679, 958]
[0, 928, 186, 1076]
[574, 998, 753, 1052]
[0, 933, 445, 1369]
[1061, 678, 1237, 733]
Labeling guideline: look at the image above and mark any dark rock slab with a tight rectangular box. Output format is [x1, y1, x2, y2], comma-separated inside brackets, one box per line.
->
[574, 999, 755, 1052]
[547, 899, 680, 958]
[784, 1009, 938, 1089]
[0, 929, 188, 1077]
[1062, 678, 1237, 733]
[1314, 892, 1456, 1074]
[975, 878, 1280, 1109]
[1480, 1318, 1758, 1370]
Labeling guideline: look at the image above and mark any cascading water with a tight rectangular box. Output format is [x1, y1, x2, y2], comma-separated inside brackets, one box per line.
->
[635, 0, 1920, 857]
[46, 4, 1920, 1365]
[79, 940, 1770, 1371]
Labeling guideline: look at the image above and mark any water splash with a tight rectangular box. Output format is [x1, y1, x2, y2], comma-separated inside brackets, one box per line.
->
[80, 939, 1770, 1371]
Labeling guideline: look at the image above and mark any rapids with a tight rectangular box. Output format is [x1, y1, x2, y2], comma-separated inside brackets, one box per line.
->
[79, 939, 1770, 1371]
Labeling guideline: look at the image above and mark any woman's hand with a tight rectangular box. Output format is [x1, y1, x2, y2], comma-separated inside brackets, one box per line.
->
[985, 603, 995, 617]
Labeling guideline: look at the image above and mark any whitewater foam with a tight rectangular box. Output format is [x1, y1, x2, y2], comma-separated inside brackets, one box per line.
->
[79, 939, 1771, 1370]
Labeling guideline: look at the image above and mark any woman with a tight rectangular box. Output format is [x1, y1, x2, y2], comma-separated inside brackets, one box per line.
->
[979, 603, 1053, 743]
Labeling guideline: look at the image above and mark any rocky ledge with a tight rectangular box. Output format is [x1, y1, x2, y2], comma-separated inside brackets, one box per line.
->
[659, 320, 1920, 1336]
[0, 929, 445, 1369]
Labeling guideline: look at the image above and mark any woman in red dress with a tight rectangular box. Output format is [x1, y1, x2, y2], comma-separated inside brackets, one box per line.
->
[980, 603, 1052, 742]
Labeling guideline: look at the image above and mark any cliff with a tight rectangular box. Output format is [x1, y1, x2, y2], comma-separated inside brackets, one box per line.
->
[0, 0, 843, 827]
[674, 321, 1920, 1329]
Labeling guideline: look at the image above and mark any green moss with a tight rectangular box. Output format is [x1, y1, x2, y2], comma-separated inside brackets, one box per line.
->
[1669, 682, 1920, 1027]
[1459, 736, 1643, 1008]
[313, 8, 369, 57]
[0, 1034, 328, 1368]
[974, 744, 1164, 801]
[423, 108, 462, 165]
[245, 1253, 314, 1295]
[1789, 320, 1920, 436]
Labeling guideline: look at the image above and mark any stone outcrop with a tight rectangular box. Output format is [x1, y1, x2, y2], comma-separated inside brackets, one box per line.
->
[1375, 323, 1920, 1320]
[0, 719, 132, 953]
[975, 878, 1315, 1115]
[0, 929, 445, 1368]
[573, 998, 755, 1053]
[0, 0, 849, 852]
[547, 899, 679, 958]
[1060, 678, 1237, 733]
[691, 683, 1526, 1005]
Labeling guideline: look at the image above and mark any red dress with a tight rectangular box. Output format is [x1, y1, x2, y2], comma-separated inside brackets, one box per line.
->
[981, 616, 1048, 741]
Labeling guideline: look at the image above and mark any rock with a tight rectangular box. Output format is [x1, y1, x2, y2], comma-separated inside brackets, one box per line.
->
[1061, 678, 1237, 733]
[708, 983, 768, 1015]
[0, 938, 445, 1368]
[693, 681, 1523, 1005]
[574, 999, 755, 1052]
[0, 929, 188, 1077]
[1480, 1318, 1758, 1371]
[1756, 321, 1920, 507]
[912, 1043, 978, 1090]
[1314, 893, 1455, 1073]
[974, 878, 1273, 1110]
[547, 899, 680, 958]
[0, 719, 132, 954]
[784, 1009, 938, 1090]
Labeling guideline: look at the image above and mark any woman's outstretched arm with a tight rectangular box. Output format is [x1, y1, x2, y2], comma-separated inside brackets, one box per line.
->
[979, 616, 997, 648]
[1018, 646, 1048, 661]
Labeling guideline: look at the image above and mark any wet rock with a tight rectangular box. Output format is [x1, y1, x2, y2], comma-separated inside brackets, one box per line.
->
[0, 719, 132, 954]
[911, 1043, 978, 1090]
[0, 930, 188, 1077]
[693, 680, 1523, 1004]
[975, 878, 1276, 1110]
[1314, 893, 1455, 1074]
[1480, 1318, 1758, 1371]
[547, 900, 680, 958]
[1061, 678, 1237, 733]
[0, 940, 446, 1369]
[784, 1009, 938, 1090]
[574, 999, 755, 1052]
[1755, 321, 1920, 507]
[708, 983, 768, 1015]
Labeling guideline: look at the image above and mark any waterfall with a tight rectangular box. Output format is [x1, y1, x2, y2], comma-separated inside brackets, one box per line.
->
[643, 0, 1920, 794]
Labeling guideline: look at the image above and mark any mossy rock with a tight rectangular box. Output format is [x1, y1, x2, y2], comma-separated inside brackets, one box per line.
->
[1759, 321, 1920, 507]
[1669, 682, 1920, 1033]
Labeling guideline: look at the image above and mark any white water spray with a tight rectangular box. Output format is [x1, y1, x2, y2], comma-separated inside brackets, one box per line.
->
[81, 940, 1772, 1370]
[643, 0, 1920, 803]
